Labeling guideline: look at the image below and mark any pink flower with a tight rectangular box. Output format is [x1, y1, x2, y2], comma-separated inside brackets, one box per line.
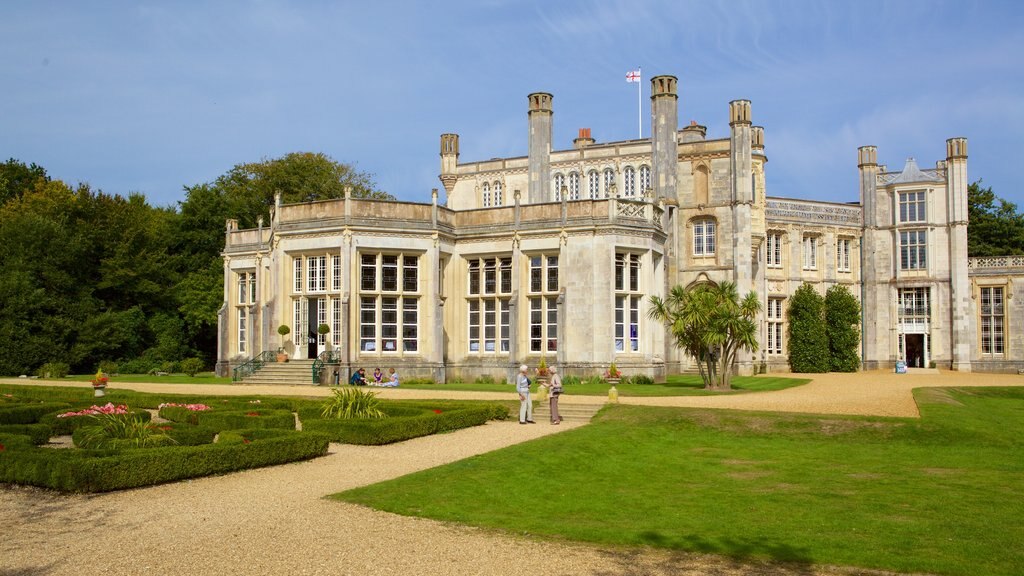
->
[56, 403, 129, 418]
[158, 403, 211, 412]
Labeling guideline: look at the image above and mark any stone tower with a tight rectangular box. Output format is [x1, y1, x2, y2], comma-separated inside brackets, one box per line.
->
[650, 75, 678, 200]
[857, 145, 890, 369]
[527, 92, 553, 204]
[946, 137, 973, 371]
[729, 99, 754, 374]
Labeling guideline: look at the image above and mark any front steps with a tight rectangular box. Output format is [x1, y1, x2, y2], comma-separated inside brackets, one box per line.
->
[239, 360, 318, 386]
[531, 399, 604, 423]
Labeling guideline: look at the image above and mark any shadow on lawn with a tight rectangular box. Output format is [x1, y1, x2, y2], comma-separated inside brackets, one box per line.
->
[591, 533, 819, 576]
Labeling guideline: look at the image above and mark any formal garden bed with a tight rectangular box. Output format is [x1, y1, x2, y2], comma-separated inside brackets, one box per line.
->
[0, 384, 509, 493]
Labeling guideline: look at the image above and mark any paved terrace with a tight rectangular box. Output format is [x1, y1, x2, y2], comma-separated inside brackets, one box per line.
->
[1, 370, 1021, 576]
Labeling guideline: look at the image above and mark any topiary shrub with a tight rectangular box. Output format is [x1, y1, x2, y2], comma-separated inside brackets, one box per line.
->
[787, 283, 829, 373]
[825, 284, 862, 372]
[180, 357, 204, 377]
[36, 362, 70, 379]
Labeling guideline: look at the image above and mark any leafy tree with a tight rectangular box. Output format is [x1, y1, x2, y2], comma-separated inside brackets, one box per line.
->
[968, 181, 1024, 257]
[648, 281, 761, 390]
[787, 284, 829, 373]
[825, 285, 861, 372]
[0, 158, 49, 206]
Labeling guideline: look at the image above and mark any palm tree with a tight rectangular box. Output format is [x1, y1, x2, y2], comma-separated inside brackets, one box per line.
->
[649, 281, 761, 390]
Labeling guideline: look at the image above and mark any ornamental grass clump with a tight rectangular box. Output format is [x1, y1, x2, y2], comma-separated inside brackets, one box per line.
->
[321, 387, 386, 420]
[74, 412, 176, 449]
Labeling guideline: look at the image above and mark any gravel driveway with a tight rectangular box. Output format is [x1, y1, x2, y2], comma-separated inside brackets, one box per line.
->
[1, 370, 1020, 575]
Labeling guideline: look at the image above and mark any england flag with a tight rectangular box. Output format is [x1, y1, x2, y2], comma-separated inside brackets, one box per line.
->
[626, 69, 641, 83]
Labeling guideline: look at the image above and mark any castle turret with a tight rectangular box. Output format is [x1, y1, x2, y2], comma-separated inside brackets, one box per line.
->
[650, 75, 678, 200]
[528, 92, 553, 203]
[946, 137, 972, 371]
[857, 145, 886, 369]
[729, 99, 754, 374]
[439, 133, 459, 200]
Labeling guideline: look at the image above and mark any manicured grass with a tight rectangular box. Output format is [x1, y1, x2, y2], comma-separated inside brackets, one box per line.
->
[59, 372, 232, 385]
[399, 374, 810, 396]
[335, 387, 1024, 576]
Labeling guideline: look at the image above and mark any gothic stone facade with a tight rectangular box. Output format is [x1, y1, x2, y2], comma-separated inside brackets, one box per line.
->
[218, 75, 1024, 380]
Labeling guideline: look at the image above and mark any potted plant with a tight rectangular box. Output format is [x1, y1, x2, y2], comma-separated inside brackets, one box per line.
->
[276, 324, 290, 362]
[91, 369, 109, 398]
[535, 357, 551, 400]
[604, 363, 621, 403]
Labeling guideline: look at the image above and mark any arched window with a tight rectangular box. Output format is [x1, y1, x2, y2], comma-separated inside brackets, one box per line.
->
[553, 173, 565, 202]
[693, 219, 716, 256]
[603, 169, 615, 197]
[493, 181, 503, 206]
[639, 165, 651, 196]
[588, 170, 600, 199]
[623, 166, 636, 197]
[482, 183, 491, 208]
[568, 172, 580, 201]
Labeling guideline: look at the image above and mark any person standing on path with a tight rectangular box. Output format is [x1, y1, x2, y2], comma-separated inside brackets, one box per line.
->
[517, 364, 535, 424]
[547, 366, 563, 424]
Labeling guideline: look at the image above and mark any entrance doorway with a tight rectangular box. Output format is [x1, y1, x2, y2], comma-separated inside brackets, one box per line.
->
[904, 334, 925, 368]
[307, 299, 320, 359]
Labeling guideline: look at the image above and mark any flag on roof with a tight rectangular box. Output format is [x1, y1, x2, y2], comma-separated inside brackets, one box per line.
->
[626, 69, 641, 83]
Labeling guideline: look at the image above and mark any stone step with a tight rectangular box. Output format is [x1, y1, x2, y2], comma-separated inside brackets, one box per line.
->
[531, 400, 603, 423]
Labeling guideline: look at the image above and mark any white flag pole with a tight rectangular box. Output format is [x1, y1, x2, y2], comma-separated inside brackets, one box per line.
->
[637, 67, 642, 139]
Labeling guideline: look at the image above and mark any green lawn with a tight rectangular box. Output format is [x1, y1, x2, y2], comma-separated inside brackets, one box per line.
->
[399, 374, 810, 396]
[60, 372, 232, 385]
[335, 386, 1024, 576]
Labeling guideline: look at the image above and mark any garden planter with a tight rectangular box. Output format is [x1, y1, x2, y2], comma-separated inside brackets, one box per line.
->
[94, 386, 106, 398]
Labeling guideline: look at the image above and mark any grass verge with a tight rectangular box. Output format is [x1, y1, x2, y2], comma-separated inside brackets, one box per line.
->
[399, 374, 810, 396]
[334, 386, 1024, 576]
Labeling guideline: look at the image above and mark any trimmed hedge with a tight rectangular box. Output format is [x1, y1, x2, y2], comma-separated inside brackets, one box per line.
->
[196, 409, 296, 431]
[0, 403, 72, 425]
[0, 424, 52, 445]
[42, 409, 152, 436]
[303, 404, 506, 445]
[0, 431, 330, 492]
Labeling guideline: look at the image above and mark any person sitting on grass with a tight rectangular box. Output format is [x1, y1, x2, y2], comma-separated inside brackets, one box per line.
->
[349, 368, 368, 386]
[380, 367, 399, 387]
[372, 367, 384, 384]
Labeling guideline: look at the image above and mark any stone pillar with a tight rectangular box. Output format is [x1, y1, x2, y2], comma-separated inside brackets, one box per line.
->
[650, 75, 678, 201]
[946, 137, 973, 372]
[528, 92, 553, 204]
[729, 100, 754, 375]
[858, 146, 886, 369]
[438, 134, 459, 205]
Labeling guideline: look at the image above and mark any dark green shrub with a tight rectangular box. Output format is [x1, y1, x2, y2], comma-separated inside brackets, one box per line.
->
[826, 284, 862, 372]
[43, 408, 151, 435]
[118, 358, 159, 375]
[36, 362, 70, 379]
[561, 375, 581, 386]
[788, 283, 829, 373]
[180, 357, 204, 377]
[98, 360, 119, 375]
[196, 409, 296, 431]
[0, 424, 52, 445]
[625, 374, 655, 386]
[303, 404, 503, 445]
[0, 432, 36, 451]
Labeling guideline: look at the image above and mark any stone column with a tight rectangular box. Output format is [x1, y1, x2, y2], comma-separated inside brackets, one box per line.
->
[729, 100, 754, 375]
[650, 76, 678, 201]
[528, 93, 553, 204]
[946, 137, 973, 371]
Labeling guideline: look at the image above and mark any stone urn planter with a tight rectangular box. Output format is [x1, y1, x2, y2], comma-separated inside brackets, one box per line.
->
[93, 385, 106, 398]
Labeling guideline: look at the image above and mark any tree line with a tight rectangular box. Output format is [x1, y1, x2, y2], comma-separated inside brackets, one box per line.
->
[0, 154, 389, 376]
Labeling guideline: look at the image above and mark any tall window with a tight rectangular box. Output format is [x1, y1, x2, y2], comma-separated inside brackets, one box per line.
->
[899, 190, 926, 223]
[900, 230, 927, 270]
[316, 297, 327, 346]
[588, 170, 600, 199]
[766, 233, 782, 268]
[980, 287, 1005, 354]
[837, 238, 851, 272]
[766, 297, 784, 355]
[693, 220, 716, 256]
[603, 169, 615, 197]
[307, 256, 326, 292]
[331, 298, 341, 347]
[493, 182, 503, 206]
[359, 252, 420, 353]
[568, 172, 580, 201]
[898, 288, 930, 322]
[615, 252, 643, 352]
[237, 271, 256, 305]
[802, 236, 818, 270]
[331, 255, 341, 291]
[238, 308, 247, 354]
[639, 165, 651, 195]
[553, 173, 565, 201]
[482, 183, 491, 208]
[528, 254, 559, 353]
[623, 166, 636, 197]
[293, 258, 302, 292]
[467, 256, 512, 353]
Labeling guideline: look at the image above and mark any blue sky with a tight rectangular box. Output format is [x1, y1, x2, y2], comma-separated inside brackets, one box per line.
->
[3, 0, 1023, 208]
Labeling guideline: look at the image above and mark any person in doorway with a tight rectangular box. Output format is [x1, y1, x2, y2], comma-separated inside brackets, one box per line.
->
[349, 368, 367, 386]
[516, 364, 535, 424]
[546, 366, 563, 424]
[381, 367, 399, 387]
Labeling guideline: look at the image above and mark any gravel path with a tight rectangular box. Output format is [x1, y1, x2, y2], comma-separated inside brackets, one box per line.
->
[1, 370, 1020, 575]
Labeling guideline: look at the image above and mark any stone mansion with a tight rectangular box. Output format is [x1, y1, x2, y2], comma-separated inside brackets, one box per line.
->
[217, 75, 1024, 381]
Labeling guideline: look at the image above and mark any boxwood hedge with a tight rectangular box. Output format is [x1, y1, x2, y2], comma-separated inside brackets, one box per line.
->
[303, 402, 508, 445]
